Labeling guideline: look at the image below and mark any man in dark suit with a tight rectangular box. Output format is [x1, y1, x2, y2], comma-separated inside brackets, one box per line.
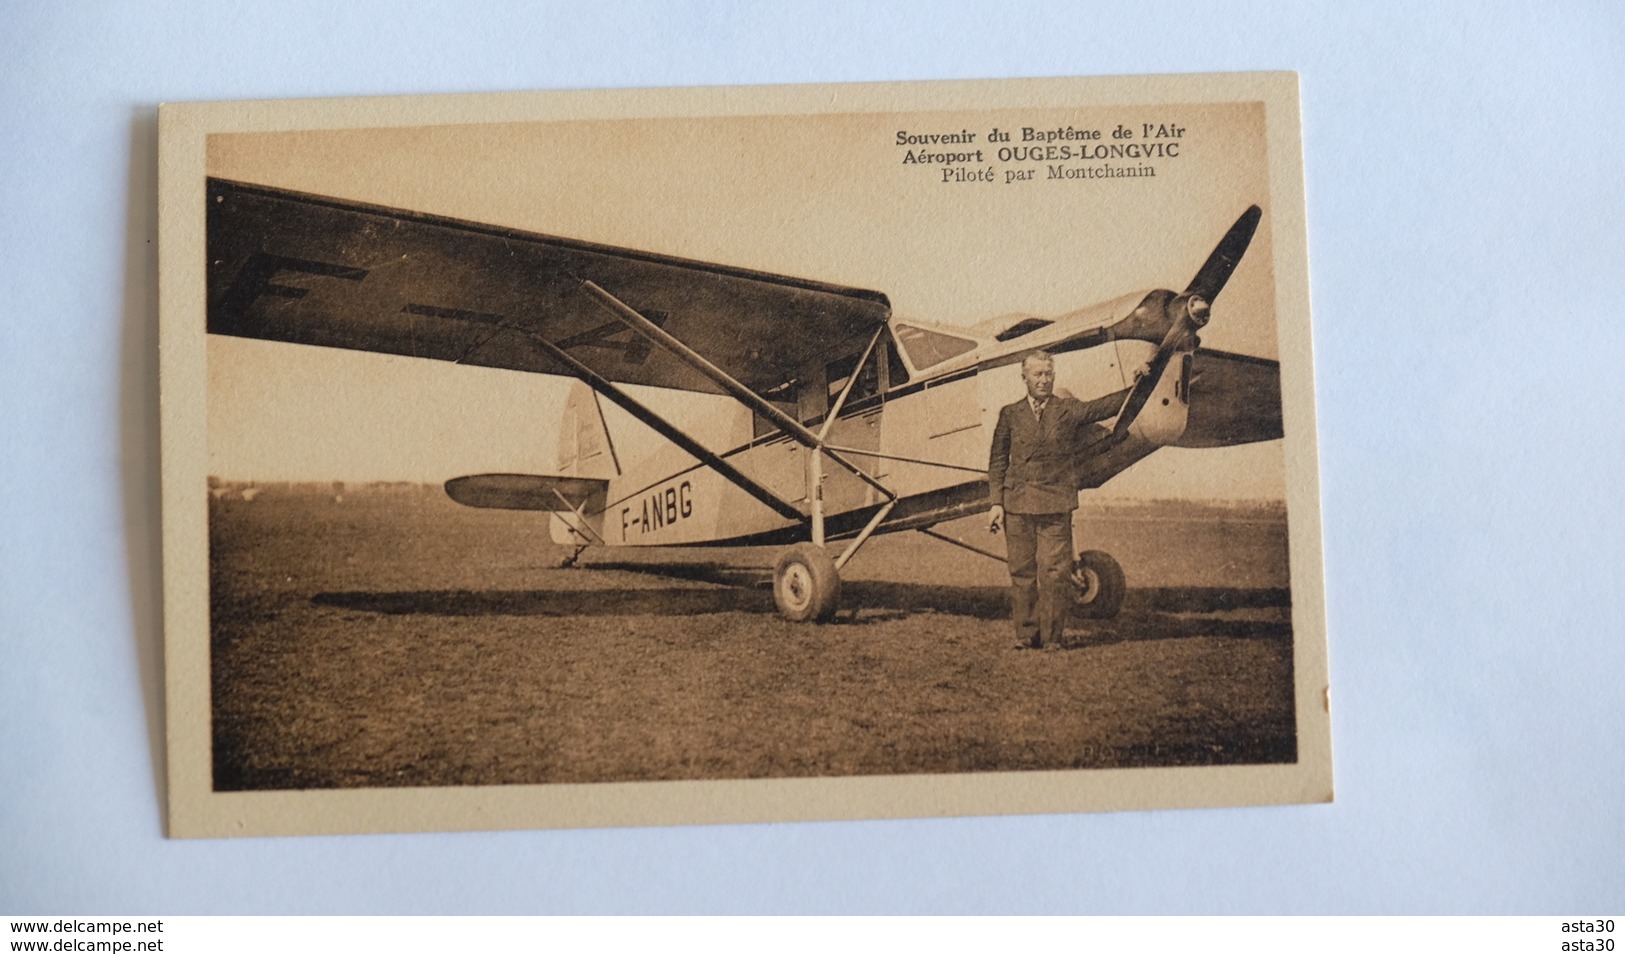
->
[987, 351, 1122, 649]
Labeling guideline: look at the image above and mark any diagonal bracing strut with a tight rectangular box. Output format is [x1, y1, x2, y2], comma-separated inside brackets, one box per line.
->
[918, 526, 1007, 563]
[503, 314, 807, 523]
[581, 280, 904, 551]
[580, 281, 896, 503]
[551, 489, 607, 545]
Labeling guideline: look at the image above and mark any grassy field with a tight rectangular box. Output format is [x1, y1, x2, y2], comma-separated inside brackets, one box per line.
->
[209, 487, 1297, 790]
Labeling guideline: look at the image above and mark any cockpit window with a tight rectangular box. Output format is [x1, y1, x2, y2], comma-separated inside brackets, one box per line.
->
[826, 351, 880, 408]
[994, 317, 1054, 342]
[894, 324, 977, 369]
[752, 400, 799, 439]
[886, 338, 909, 386]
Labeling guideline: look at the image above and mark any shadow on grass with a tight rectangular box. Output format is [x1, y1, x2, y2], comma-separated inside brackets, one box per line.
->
[311, 560, 1292, 641]
[313, 586, 774, 617]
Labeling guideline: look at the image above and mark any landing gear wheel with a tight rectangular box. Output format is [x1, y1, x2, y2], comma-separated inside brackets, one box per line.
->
[773, 543, 842, 623]
[1071, 549, 1126, 620]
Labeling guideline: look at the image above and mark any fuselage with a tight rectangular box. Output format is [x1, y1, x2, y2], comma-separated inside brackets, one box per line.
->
[554, 288, 1193, 548]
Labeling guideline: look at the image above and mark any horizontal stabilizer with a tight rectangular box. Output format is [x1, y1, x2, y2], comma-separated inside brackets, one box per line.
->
[1175, 349, 1283, 448]
[444, 474, 609, 512]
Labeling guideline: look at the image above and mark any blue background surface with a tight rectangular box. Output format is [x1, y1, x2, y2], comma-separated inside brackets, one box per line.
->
[2, 1, 1621, 914]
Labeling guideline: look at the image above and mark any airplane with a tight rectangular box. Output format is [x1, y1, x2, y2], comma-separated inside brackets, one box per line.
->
[206, 178, 1283, 623]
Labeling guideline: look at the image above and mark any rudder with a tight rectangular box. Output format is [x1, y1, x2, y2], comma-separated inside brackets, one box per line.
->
[557, 381, 620, 479]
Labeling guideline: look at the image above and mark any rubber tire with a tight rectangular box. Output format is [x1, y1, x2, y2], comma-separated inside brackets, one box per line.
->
[773, 543, 842, 623]
[1071, 549, 1126, 620]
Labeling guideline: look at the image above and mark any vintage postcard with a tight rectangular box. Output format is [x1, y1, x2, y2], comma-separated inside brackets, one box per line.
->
[159, 72, 1330, 837]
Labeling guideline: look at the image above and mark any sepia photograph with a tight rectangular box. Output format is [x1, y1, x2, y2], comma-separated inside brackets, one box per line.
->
[17, 0, 1625, 919]
[161, 73, 1329, 835]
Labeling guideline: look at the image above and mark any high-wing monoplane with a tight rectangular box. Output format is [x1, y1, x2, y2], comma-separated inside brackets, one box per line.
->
[207, 179, 1283, 622]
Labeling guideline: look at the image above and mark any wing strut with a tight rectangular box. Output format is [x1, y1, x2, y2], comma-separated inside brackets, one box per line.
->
[813, 324, 890, 547]
[818, 325, 884, 442]
[581, 281, 897, 547]
[918, 527, 1007, 564]
[551, 489, 607, 545]
[509, 317, 807, 523]
[834, 500, 896, 571]
[821, 445, 986, 474]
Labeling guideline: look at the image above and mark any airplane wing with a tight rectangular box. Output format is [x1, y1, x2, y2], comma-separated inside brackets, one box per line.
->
[1071, 347, 1281, 487]
[206, 178, 892, 395]
[1175, 349, 1284, 448]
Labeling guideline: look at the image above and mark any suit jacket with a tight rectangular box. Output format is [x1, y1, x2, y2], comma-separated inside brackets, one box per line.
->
[988, 391, 1124, 514]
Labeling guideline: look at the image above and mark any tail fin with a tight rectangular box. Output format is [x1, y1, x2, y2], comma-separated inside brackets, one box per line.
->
[557, 381, 619, 479]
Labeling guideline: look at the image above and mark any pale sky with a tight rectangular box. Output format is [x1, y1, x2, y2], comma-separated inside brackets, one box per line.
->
[206, 100, 1287, 499]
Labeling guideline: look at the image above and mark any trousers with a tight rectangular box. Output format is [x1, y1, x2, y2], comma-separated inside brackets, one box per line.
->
[1005, 511, 1073, 647]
